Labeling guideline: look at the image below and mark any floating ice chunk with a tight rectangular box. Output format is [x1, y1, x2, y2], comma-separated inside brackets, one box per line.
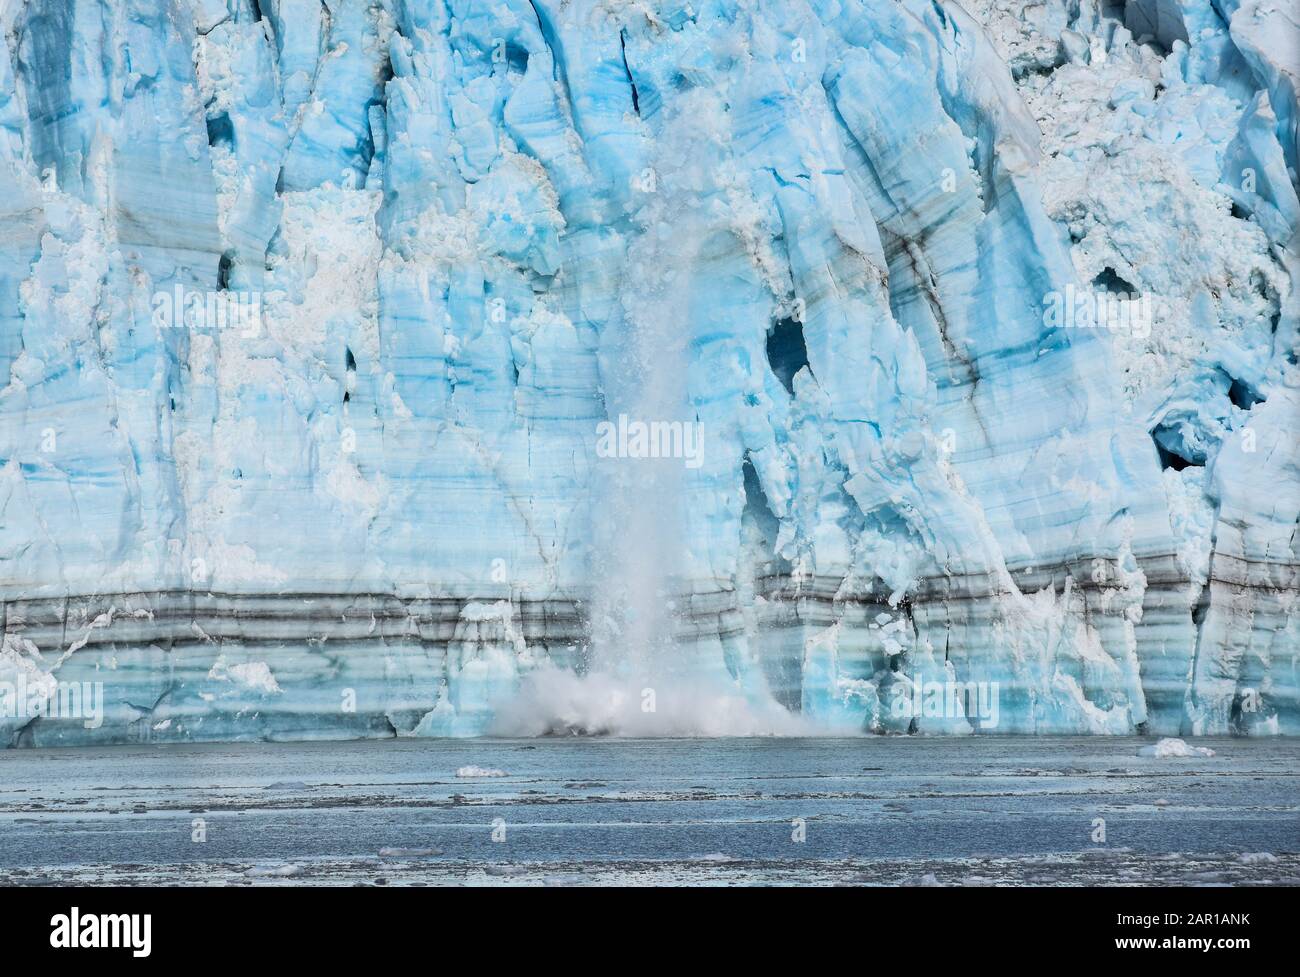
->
[483, 865, 528, 876]
[244, 864, 301, 877]
[1137, 738, 1215, 758]
[455, 765, 507, 778]
[1238, 852, 1278, 864]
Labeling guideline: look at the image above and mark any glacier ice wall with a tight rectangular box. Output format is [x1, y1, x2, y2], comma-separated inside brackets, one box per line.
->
[0, 0, 1296, 743]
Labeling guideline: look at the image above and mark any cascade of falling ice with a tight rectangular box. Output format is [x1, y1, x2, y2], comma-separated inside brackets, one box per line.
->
[588, 200, 692, 675]
[501, 182, 698, 733]
[498, 81, 807, 736]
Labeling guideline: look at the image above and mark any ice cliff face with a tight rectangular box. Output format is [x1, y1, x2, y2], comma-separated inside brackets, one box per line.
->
[0, 0, 1296, 743]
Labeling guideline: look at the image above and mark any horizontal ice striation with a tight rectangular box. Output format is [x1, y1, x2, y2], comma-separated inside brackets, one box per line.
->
[0, 0, 1295, 744]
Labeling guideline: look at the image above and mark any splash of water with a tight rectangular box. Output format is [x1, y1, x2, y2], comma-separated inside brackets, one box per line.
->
[487, 665, 820, 737]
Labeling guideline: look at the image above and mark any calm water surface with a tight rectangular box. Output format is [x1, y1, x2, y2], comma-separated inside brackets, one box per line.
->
[1, 737, 1296, 884]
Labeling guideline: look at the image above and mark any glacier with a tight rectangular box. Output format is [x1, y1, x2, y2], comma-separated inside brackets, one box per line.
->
[0, 0, 1296, 744]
